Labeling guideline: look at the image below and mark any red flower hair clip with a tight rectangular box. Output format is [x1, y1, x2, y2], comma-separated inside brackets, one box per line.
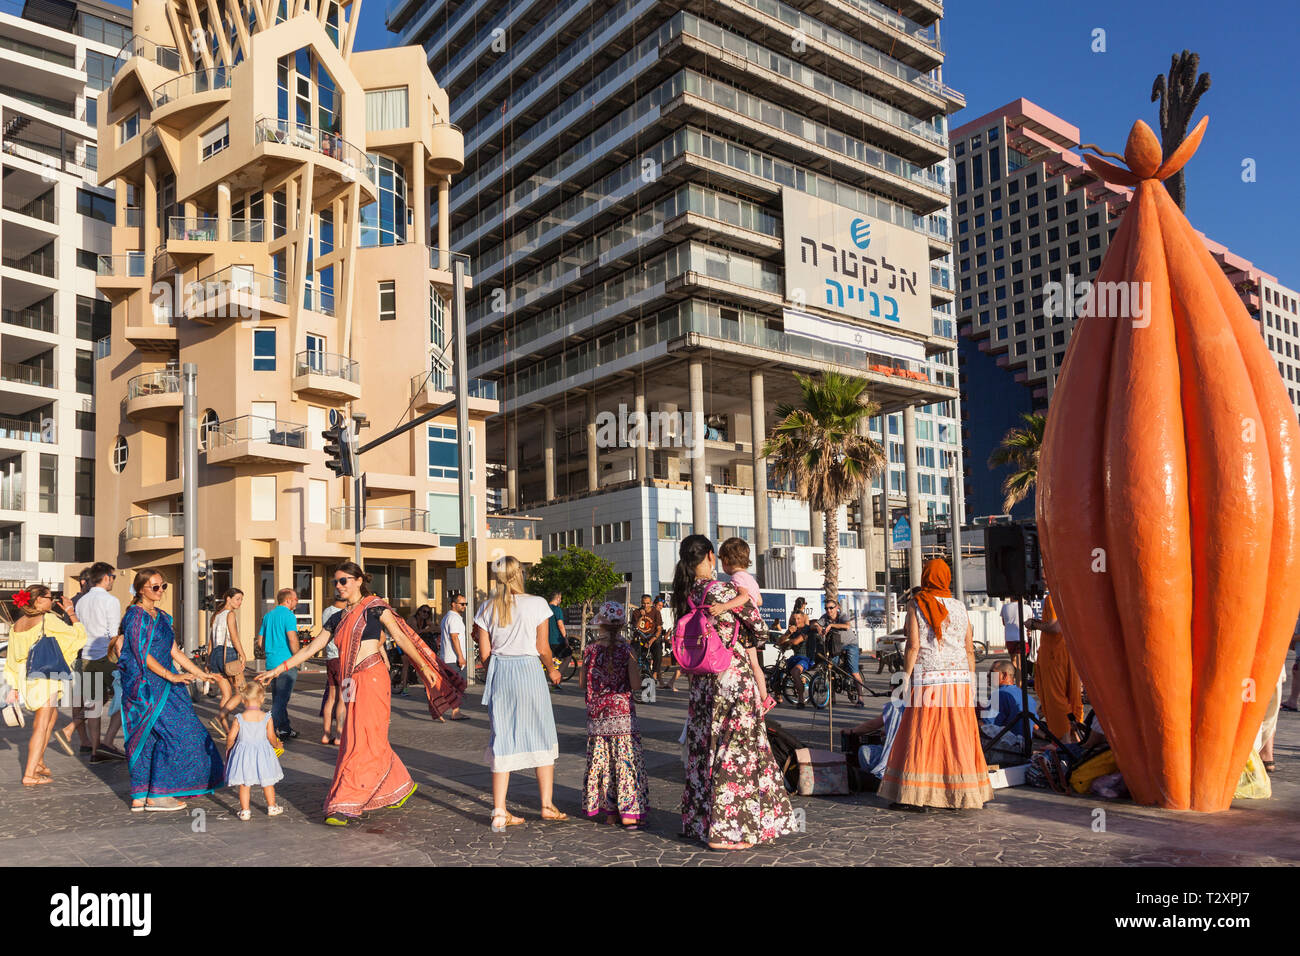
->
[13, 589, 32, 608]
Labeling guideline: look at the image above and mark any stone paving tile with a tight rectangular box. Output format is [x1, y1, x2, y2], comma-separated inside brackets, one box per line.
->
[2, 662, 1299, 866]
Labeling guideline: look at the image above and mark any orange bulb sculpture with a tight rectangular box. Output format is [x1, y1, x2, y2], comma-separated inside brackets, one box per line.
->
[1038, 117, 1300, 811]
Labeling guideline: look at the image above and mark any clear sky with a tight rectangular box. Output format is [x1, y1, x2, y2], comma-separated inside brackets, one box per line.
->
[114, 0, 1300, 280]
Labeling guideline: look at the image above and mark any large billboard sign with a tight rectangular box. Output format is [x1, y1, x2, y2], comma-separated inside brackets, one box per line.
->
[781, 190, 932, 339]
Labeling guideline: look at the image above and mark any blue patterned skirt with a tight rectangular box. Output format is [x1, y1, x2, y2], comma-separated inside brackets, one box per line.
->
[482, 654, 558, 772]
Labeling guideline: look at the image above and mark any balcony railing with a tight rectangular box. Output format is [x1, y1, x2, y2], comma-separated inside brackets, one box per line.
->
[0, 416, 54, 443]
[0, 362, 54, 388]
[94, 335, 111, 359]
[3, 190, 56, 223]
[0, 490, 23, 510]
[253, 118, 375, 183]
[409, 371, 499, 399]
[231, 219, 265, 242]
[152, 66, 231, 108]
[1, 306, 55, 333]
[0, 33, 76, 67]
[208, 415, 307, 450]
[168, 216, 217, 241]
[428, 246, 473, 274]
[96, 253, 146, 277]
[192, 265, 288, 304]
[126, 368, 181, 400]
[329, 507, 429, 532]
[3, 247, 56, 277]
[123, 513, 184, 540]
[487, 515, 541, 540]
[295, 350, 358, 382]
[114, 35, 181, 72]
[124, 207, 142, 227]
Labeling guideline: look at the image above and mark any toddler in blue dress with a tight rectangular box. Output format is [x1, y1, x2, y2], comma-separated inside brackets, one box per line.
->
[224, 682, 285, 820]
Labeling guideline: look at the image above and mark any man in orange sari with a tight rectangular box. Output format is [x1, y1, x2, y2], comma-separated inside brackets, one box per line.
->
[1028, 592, 1083, 742]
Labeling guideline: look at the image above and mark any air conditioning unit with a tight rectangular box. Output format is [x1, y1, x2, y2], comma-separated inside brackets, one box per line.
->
[768, 546, 788, 558]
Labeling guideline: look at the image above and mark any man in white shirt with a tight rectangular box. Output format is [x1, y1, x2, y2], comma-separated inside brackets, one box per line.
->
[439, 591, 468, 720]
[1001, 599, 1024, 666]
[68, 562, 124, 763]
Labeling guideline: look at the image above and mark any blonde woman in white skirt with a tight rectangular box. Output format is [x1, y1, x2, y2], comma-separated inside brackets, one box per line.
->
[473, 556, 567, 829]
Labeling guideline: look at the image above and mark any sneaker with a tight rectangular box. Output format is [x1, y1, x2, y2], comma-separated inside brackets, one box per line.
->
[267, 805, 284, 817]
[237, 809, 252, 821]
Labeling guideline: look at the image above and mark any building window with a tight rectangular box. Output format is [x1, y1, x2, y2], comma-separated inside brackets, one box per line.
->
[76, 410, 95, 432]
[75, 458, 93, 515]
[365, 87, 409, 130]
[379, 281, 396, 321]
[76, 188, 115, 224]
[77, 296, 111, 341]
[429, 283, 445, 348]
[200, 120, 230, 160]
[38, 454, 56, 513]
[361, 155, 407, 246]
[39, 535, 55, 562]
[111, 436, 128, 473]
[119, 112, 139, 143]
[309, 478, 327, 524]
[253, 328, 276, 371]
[199, 409, 219, 449]
[427, 424, 472, 480]
[250, 476, 276, 522]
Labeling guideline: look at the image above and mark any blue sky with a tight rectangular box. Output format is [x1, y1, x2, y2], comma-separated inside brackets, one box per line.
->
[113, 0, 1299, 279]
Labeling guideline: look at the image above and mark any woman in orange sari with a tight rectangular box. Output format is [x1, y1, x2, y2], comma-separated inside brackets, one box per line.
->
[260, 562, 465, 825]
[1027, 592, 1083, 742]
[879, 558, 993, 811]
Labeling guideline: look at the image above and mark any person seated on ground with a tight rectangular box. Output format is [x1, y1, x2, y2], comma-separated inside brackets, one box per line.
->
[848, 697, 906, 778]
[781, 611, 820, 708]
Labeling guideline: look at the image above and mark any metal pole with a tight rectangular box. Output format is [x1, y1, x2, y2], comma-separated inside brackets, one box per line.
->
[353, 470, 362, 566]
[453, 257, 476, 684]
[181, 363, 198, 653]
[950, 465, 964, 601]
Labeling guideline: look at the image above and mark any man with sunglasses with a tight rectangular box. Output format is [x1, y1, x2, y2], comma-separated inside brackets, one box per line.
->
[61, 563, 125, 761]
[259, 588, 301, 739]
[439, 591, 469, 720]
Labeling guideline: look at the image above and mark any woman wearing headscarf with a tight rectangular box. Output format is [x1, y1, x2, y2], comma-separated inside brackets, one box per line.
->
[879, 558, 993, 811]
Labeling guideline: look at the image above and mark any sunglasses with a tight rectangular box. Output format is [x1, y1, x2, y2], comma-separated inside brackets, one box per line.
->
[147, 583, 168, 592]
[333, 576, 353, 586]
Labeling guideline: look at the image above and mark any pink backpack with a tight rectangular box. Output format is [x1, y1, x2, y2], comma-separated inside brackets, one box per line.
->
[672, 596, 738, 675]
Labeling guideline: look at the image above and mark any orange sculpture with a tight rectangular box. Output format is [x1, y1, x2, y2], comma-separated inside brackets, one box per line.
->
[1038, 117, 1300, 811]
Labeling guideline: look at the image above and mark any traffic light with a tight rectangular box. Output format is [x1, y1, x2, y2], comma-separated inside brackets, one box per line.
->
[322, 419, 355, 477]
[198, 560, 215, 611]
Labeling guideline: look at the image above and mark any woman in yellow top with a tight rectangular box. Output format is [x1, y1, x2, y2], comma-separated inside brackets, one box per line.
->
[3, 585, 88, 786]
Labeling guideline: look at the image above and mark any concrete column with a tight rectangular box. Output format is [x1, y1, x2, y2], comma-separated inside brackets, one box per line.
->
[810, 500, 824, 548]
[858, 417, 876, 590]
[414, 555, 429, 608]
[586, 391, 598, 494]
[234, 543, 255, 657]
[689, 358, 708, 536]
[505, 417, 518, 510]
[750, 369, 769, 584]
[216, 183, 231, 241]
[543, 406, 556, 500]
[634, 372, 647, 481]
[273, 542, 293, 597]
[142, 156, 158, 258]
[437, 176, 450, 268]
[903, 404, 923, 588]
[411, 142, 425, 244]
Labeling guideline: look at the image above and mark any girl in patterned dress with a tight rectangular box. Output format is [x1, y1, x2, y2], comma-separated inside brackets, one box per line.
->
[673, 535, 798, 851]
[580, 601, 650, 828]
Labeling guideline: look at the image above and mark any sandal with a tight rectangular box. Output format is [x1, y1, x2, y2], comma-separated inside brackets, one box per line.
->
[386, 783, 417, 809]
[321, 734, 332, 745]
[490, 808, 525, 829]
[50, 730, 75, 757]
[621, 816, 640, 830]
[707, 841, 752, 851]
[22, 775, 51, 786]
[1263, 761, 1276, 773]
[324, 815, 350, 827]
[540, 805, 568, 822]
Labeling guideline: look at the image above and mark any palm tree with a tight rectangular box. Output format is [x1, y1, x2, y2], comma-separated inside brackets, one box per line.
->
[1150, 50, 1211, 212]
[987, 412, 1046, 512]
[762, 371, 885, 605]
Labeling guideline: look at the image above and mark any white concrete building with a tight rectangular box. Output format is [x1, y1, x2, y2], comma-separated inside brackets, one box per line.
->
[0, 0, 127, 584]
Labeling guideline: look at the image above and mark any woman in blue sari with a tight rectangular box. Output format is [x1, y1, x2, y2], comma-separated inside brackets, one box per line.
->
[119, 568, 225, 811]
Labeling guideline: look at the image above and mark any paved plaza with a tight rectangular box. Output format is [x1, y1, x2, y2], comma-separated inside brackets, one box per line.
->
[2, 659, 1297, 867]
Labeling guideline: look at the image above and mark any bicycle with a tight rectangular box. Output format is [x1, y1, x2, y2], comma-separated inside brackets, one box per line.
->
[806, 650, 862, 709]
[550, 635, 581, 683]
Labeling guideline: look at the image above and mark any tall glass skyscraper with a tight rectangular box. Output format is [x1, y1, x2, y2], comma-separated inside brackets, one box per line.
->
[391, 0, 964, 595]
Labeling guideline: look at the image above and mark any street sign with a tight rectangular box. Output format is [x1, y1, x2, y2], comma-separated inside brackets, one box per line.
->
[891, 512, 912, 551]
[455, 541, 469, 568]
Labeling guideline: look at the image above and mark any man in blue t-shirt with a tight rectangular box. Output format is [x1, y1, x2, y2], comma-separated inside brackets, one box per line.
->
[547, 592, 568, 656]
[260, 588, 301, 738]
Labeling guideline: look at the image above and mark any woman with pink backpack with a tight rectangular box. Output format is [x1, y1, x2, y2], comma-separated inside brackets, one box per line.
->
[672, 534, 797, 851]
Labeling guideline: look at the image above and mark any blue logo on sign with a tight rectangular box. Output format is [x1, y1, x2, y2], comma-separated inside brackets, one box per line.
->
[849, 219, 871, 250]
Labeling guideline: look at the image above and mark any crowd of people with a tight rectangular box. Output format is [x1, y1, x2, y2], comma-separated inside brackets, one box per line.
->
[3, 542, 1295, 846]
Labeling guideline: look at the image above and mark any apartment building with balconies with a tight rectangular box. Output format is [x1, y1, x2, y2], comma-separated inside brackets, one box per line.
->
[392, 0, 964, 596]
[0, 0, 125, 584]
[92, 0, 538, 644]
[952, 98, 1296, 520]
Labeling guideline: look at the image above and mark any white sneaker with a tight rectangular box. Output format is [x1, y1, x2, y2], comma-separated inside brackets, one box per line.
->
[237, 809, 252, 821]
[267, 804, 284, 817]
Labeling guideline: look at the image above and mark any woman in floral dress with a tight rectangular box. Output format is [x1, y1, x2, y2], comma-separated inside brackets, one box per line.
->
[673, 534, 797, 850]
